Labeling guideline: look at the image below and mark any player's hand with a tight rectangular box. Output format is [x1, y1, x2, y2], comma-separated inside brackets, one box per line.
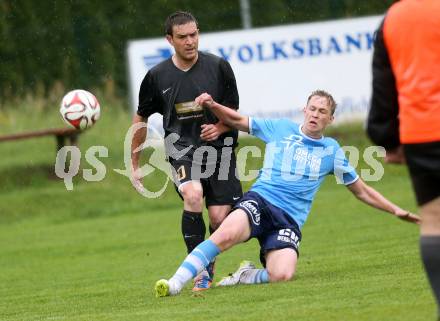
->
[385, 146, 405, 164]
[130, 167, 147, 194]
[395, 209, 421, 224]
[195, 93, 214, 108]
[200, 123, 226, 141]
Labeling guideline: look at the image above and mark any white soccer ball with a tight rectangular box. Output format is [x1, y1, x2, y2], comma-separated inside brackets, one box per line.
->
[60, 89, 101, 130]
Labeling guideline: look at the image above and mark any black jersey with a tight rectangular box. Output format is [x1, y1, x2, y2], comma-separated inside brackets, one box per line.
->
[137, 52, 239, 161]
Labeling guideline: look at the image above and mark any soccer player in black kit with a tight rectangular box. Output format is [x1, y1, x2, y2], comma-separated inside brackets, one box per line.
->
[130, 11, 242, 291]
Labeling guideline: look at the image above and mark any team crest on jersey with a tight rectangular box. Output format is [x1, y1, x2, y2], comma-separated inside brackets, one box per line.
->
[239, 200, 260, 225]
[281, 134, 304, 149]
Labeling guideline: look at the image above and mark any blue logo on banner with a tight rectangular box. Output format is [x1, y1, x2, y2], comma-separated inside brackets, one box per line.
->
[142, 48, 172, 68]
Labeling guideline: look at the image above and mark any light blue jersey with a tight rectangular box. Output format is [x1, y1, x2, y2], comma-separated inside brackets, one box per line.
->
[249, 118, 358, 229]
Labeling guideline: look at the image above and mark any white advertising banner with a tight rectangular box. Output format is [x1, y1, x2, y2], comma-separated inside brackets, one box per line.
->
[127, 15, 383, 135]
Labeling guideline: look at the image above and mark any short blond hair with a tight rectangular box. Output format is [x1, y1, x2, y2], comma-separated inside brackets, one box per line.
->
[307, 90, 337, 115]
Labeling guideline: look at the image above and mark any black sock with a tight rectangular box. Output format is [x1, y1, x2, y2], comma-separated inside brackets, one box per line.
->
[420, 236, 440, 317]
[181, 210, 205, 254]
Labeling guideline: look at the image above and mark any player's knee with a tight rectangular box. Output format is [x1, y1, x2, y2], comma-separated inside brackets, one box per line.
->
[209, 214, 227, 230]
[209, 218, 221, 231]
[182, 189, 203, 208]
[268, 268, 295, 282]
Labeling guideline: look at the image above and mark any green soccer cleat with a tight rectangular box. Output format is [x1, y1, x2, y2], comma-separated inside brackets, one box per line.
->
[155, 279, 170, 297]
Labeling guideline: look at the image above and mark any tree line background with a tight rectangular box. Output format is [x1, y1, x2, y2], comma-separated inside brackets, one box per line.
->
[0, 0, 394, 108]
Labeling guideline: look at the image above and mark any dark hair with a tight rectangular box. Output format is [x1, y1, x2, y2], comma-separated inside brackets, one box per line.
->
[307, 89, 337, 115]
[165, 11, 198, 36]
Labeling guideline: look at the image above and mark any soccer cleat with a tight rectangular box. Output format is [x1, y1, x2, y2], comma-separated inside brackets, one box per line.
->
[155, 279, 170, 297]
[216, 260, 256, 287]
[192, 271, 212, 292]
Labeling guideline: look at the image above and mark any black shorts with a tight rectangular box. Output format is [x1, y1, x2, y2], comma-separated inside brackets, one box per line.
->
[233, 191, 302, 267]
[404, 141, 440, 205]
[169, 152, 242, 208]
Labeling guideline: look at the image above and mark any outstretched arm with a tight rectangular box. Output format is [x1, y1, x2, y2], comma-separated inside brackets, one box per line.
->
[347, 178, 420, 224]
[196, 93, 250, 133]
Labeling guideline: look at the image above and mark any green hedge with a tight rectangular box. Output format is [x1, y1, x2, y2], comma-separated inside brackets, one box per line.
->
[0, 0, 393, 106]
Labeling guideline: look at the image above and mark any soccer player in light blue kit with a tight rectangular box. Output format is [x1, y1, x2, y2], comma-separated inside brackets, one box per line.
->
[155, 90, 420, 297]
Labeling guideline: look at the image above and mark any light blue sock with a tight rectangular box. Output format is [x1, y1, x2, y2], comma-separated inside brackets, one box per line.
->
[256, 269, 269, 283]
[240, 269, 269, 284]
[169, 239, 220, 291]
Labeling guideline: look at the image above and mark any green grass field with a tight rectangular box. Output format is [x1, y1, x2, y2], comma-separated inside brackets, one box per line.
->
[0, 105, 436, 321]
